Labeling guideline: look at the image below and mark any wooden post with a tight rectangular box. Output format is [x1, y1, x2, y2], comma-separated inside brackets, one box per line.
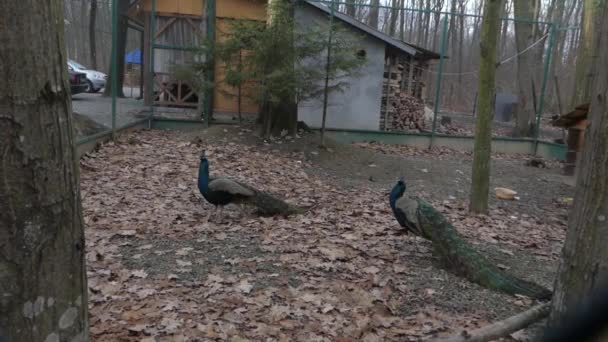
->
[382, 57, 394, 131]
[143, 15, 151, 105]
[406, 55, 415, 95]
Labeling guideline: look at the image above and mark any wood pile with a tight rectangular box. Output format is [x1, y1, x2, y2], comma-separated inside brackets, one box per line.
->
[384, 93, 426, 131]
[380, 60, 426, 132]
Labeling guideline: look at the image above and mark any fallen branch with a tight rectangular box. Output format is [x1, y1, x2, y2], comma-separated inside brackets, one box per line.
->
[431, 303, 550, 342]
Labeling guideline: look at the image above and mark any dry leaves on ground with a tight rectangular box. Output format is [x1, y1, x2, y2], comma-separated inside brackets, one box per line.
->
[80, 130, 565, 341]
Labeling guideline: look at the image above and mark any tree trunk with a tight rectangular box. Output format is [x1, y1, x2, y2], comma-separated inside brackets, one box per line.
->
[399, 0, 406, 40]
[549, 0, 608, 327]
[512, 0, 538, 137]
[570, 0, 603, 108]
[469, 0, 501, 214]
[103, 0, 129, 97]
[0, 1, 88, 341]
[345, 0, 356, 17]
[368, 0, 380, 29]
[389, 0, 399, 37]
[90, 0, 98, 70]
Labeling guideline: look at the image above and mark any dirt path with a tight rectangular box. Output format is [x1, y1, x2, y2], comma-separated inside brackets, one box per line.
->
[81, 126, 572, 341]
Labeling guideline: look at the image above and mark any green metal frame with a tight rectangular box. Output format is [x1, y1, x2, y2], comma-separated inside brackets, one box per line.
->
[430, 14, 449, 148]
[146, 0, 213, 125]
[110, 0, 118, 136]
[204, 0, 216, 128]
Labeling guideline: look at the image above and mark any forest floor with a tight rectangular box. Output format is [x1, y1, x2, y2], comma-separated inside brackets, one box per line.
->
[80, 125, 572, 341]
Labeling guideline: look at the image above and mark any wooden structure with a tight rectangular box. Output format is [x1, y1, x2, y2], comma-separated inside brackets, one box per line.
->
[380, 55, 430, 131]
[128, 0, 265, 114]
[296, 1, 440, 132]
[552, 103, 590, 175]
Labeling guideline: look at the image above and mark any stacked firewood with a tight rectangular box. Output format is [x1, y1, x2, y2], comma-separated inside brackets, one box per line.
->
[385, 93, 426, 131]
[380, 59, 426, 132]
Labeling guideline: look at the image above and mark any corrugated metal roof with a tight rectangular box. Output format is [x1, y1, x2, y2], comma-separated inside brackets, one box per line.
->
[301, 0, 440, 59]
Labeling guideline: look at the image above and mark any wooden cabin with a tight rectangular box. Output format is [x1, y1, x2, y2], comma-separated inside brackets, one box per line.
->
[127, 0, 266, 116]
[552, 103, 590, 176]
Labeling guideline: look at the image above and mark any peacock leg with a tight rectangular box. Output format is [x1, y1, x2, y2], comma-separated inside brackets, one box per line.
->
[412, 236, 421, 255]
[218, 206, 225, 223]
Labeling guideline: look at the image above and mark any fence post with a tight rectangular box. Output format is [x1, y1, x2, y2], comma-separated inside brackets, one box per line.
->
[111, 0, 118, 137]
[430, 14, 449, 148]
[204, 0, 216, 128]
[534, 23, 555, 154]
[147, 0, 156, 128]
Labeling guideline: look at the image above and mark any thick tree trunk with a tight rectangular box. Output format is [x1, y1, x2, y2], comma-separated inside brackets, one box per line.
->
[90, 0, 98, 70]
[0, 1, 88, 341]
[512, 0, 538, 137]
[103, 0, 129, 97]
[549, 0, 608, 327]
[469, 0, 501, 214]
[570, 0, 603, 108]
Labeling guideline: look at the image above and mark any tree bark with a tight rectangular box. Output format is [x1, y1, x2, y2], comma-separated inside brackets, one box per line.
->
[570, 0, 603, 108]
[90, 0, 98, 70]
[103, 0, 129, 97]
[399, 0, 406, 40]
[345, 0, 356, 17]
[512, 0, 538, 137]
[389, 0, 399, 37]
[469, 0, 501, 214]
[0, 1, 88, 341]
[549, 0, 608, 327]
[368, 0, 380, 29]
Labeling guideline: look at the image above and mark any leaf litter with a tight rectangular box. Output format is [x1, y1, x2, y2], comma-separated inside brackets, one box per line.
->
[81, 128, 570, 341]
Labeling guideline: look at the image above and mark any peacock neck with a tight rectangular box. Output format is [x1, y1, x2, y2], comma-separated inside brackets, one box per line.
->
[198, 159, 210, 192]
[389, 184, 404, 209]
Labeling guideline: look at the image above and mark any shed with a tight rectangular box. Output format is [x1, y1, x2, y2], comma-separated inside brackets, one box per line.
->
[552, 103, 589, 176]
[128, 0, 265, 113]
[295, 1, 441, 131]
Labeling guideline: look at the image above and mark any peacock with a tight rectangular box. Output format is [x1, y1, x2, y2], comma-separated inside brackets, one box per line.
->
[389, 177, 552, 300]
[197, 150, 301, 220]
[389, 177, 425, 237]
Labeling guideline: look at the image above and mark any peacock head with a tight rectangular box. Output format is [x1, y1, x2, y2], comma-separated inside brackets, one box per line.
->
[397, 176, 406, 188]
[200, 150, 207, 160]
[395, 177, 407, 194]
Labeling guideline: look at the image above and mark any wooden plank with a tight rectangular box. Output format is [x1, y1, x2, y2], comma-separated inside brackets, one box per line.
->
[155, 17, 177, 39]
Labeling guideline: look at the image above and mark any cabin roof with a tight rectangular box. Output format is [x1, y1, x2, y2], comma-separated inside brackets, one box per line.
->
[302, 0, 441, 59]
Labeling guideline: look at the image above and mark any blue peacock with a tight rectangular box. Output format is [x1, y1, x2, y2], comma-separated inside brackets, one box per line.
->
[389, 176, 552, 300]
[198, 150, 300, 219]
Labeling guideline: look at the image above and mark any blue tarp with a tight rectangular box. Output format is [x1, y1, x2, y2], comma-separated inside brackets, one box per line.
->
[125, 49, 142, 64]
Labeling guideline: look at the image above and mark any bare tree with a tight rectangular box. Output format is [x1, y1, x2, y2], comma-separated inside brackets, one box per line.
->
[345, 0, 356, 16]
[368, 0, 380, 28]
[549, 0, 608, 326]
[512, 0, 540, 137]
[90, 0, 98, 70]
[0, 1, 88, 340]
[469, 0, 501, 213]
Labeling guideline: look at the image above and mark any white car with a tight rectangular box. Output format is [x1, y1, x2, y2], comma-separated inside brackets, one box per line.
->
[67, 59, 107, 93]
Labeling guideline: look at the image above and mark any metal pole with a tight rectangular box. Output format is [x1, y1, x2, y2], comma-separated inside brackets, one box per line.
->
[320, 0, 335, 147]
[430, 14, 449, 148]
[534, 23, 555, 154]
[147, 0, 156, 128]
[204, 0, 216, 128]
[111, 0, 118, 137]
